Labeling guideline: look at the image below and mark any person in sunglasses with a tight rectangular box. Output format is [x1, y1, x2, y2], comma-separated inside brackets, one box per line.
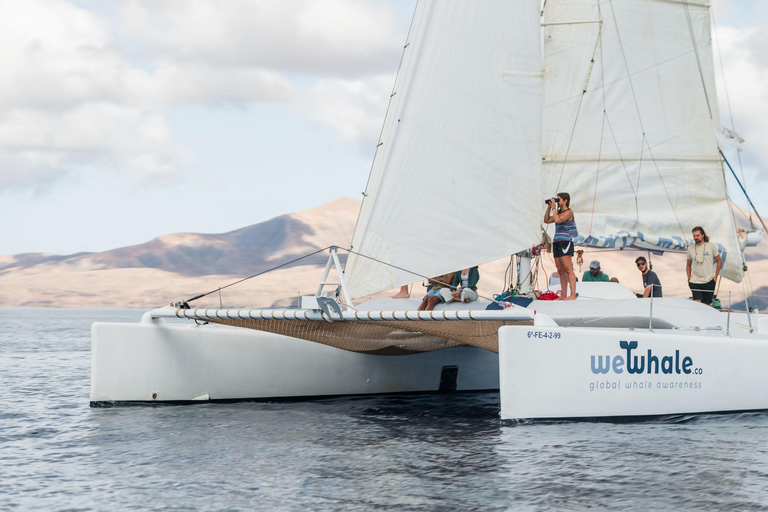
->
[635, 256, 662, 298]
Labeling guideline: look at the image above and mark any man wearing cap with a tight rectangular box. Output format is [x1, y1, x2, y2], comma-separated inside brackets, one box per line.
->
[635, 256, 662, 298]
[582, 260, 609, 282]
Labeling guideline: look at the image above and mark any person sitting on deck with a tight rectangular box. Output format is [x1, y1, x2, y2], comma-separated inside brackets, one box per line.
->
[418, 273, 455, 311]
[582, 260, 609, 282]
[635, 256, 662, 298]
[447, 267, 480, 303]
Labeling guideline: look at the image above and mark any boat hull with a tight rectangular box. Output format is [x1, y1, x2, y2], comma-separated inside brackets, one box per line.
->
[90, 319, 499, 405]
[498, 325, 768, 420]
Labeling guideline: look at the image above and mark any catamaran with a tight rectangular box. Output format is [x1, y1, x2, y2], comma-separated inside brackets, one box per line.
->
[91, 0, 768, 420]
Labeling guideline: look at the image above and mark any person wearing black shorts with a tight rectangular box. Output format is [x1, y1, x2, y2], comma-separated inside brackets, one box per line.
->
[544, 192, 578, 300]
[686, 226, 721, 305]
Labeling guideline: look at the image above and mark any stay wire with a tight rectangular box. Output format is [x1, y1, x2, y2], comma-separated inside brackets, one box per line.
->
[343, 248, 509, 306]
[553, 33, 602, 195]
[183, 246, 334, 304]
[711, 6, 747, 199]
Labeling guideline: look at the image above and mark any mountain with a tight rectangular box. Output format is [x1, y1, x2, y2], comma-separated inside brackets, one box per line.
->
[0, 196, 765, 310]
[0, 198, 360, 308]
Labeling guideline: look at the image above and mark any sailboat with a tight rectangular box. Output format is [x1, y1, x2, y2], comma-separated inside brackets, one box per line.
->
[91, 0, 768, 420]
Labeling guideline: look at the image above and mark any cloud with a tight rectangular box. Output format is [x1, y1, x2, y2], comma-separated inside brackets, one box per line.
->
[0, 102, 192, 188]
[118, 0, 404, 76]
[713, 23, 768, 171]
[0, 0, 409, 193]
[292, 75, 394, 151]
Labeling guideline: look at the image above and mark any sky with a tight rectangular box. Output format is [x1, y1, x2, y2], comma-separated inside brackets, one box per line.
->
[0, 0, 766, 256]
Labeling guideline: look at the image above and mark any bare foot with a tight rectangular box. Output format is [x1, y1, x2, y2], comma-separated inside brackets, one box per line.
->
[393, 285, 410, 299]
[565, 295, 577, 301]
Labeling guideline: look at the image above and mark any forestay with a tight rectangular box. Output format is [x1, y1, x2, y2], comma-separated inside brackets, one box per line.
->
[541, 0, 744, 281]
[344, 0, 544, 299]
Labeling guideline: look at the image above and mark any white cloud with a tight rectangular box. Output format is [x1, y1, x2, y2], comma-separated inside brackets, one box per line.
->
[0, 102, 192, 188]
[0, 0, 407, 193]
[293, 75, 394, 151]
[118, 0, 403, 75]
[713, 23, 768, 172]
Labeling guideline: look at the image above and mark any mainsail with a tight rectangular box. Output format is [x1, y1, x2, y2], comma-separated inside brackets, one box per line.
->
[344, 0, 544, 299]
[541, 0, 744, 281]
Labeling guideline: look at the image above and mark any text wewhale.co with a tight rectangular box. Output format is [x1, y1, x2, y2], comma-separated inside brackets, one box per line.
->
[590, 341, 703, 375]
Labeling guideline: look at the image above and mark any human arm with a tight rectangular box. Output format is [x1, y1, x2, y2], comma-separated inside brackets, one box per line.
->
[686, 258, 692, 281]
[544, 202, 573, 224]
[643, 285, 652, 298]
[714, 254, 722, 281]
[543, 202, 555, 224]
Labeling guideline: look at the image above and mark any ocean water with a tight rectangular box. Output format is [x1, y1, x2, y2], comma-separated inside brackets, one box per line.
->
[2, 308, 768, 511]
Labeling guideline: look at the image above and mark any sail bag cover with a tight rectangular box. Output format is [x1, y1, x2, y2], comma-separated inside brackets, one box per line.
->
[345, 0, 544, 299]
[541, 0, 744, 282]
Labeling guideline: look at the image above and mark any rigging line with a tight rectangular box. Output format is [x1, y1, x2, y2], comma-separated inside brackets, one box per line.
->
[554, 31, 602, 193]
[711, 7, 747, 189]
[342, 248, 508, 306]
[349, 0, 420, 250]
[589, 111, 607, 237]
[720, 149, 768, 234]
[607, 0, 646, 135]
[604, 114, 637, 198]
[183, 246, 333, 304]
[682, 0, 714, 119]
[642, 136, 686, 237]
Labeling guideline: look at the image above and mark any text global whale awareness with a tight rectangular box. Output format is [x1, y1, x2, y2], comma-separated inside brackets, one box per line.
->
[588, 341, 703, 392]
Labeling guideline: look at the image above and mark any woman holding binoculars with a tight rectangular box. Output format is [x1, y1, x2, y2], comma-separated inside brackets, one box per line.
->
[544, 192, 578, 300]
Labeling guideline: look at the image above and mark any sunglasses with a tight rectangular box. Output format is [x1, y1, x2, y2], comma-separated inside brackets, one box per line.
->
[636, 262, 646, 267]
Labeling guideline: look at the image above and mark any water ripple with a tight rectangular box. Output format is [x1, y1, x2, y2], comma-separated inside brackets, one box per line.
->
[2, 308, 768, 510]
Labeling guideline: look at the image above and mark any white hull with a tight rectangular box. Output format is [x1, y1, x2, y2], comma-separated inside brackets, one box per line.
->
[91, 287, 768, 420]
[499, 312, 768, 421]
[90, 318, 499, 405]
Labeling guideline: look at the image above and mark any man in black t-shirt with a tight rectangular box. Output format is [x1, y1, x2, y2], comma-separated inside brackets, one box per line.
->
[635, 256, 662, 298]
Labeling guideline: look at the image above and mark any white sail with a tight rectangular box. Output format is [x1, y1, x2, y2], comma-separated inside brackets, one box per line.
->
[541, 0, 744, 281]
[344, 0, 544, 299]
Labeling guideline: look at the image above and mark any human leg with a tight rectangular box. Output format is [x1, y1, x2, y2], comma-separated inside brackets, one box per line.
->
[425, 295, 442, 311]
[701, 279, 716, 305]
[553, 257, 566, 297]
[566, 256, 577, 299]
[393, 285, 410, 298]
[461, 288, 478, 303]
[689, 281, 703, 303]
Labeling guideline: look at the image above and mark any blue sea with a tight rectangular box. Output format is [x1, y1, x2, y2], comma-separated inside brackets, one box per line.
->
[2, 308, 768, 510]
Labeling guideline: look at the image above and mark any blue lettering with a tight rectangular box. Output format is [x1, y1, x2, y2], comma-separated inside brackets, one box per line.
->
[590, 342, 698, 377]
[591, 355, 611, 374]
[647, 350, 659, 374]
[621, 341, 646, 374]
